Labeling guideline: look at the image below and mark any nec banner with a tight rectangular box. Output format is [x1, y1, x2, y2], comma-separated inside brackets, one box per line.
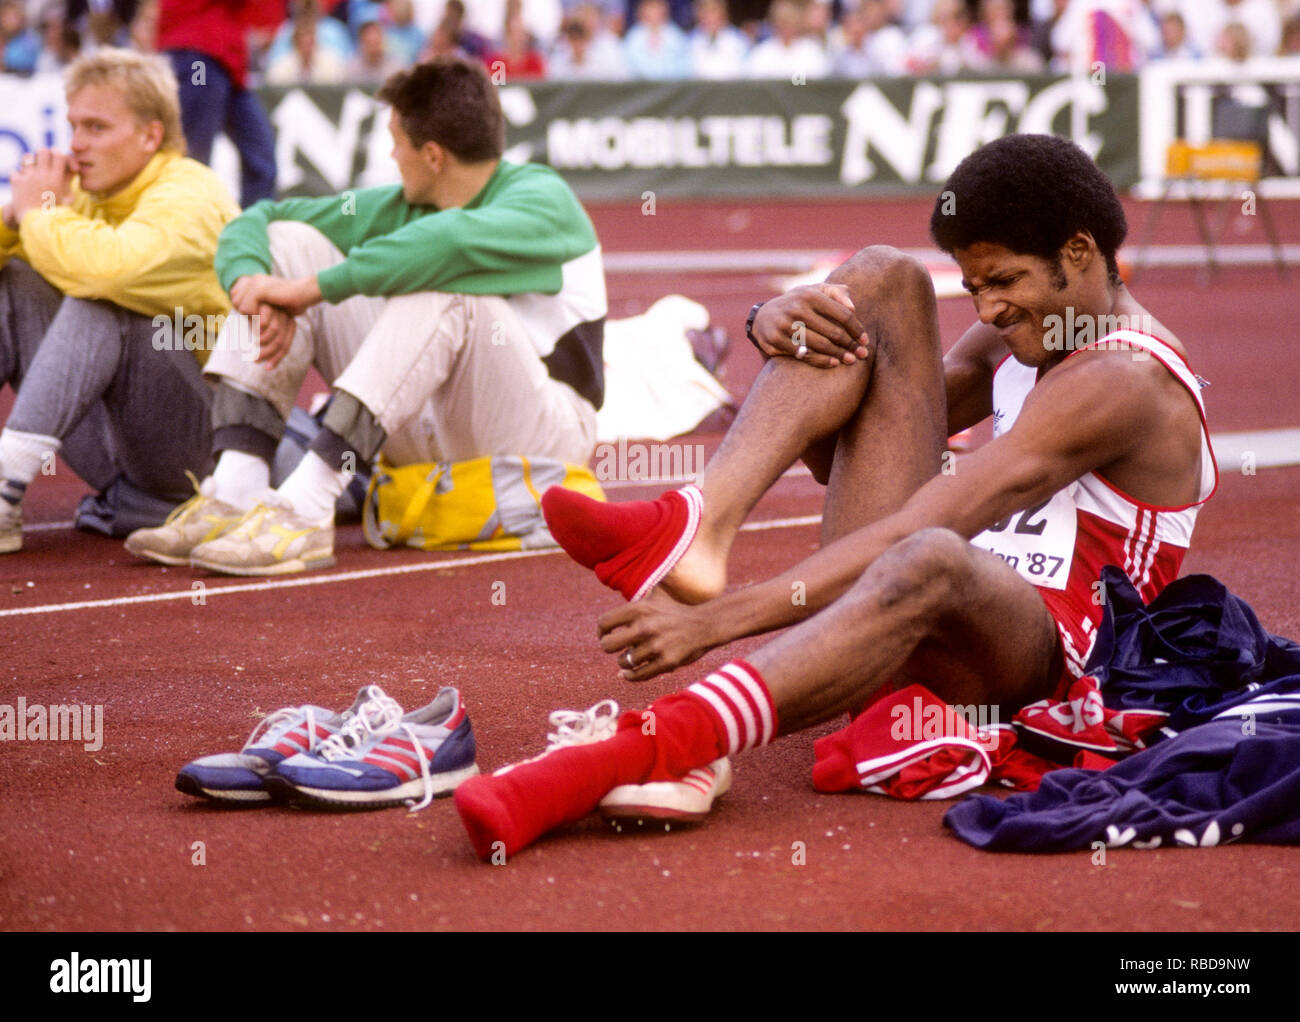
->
[4, 64, 1300, 202]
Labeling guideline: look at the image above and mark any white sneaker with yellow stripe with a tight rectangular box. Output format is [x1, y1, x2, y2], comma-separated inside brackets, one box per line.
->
[0, 496, 20, 554]
[189, 492, 334, 576]
[125, 473, 245, 566]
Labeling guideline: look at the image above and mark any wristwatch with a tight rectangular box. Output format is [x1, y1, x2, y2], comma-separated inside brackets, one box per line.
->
[745, 302, 765, 351]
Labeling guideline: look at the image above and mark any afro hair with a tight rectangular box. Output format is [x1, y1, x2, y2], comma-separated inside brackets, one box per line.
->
[929, 134, 1128, 284]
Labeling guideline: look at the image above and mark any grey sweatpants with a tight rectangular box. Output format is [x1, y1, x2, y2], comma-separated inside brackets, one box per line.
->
[0, 259, 213, 501]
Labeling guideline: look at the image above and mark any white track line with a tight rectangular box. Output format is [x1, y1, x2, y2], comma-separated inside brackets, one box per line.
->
[1203, 429, 1300, 470]
[10, 427, 1294, 618]
[739, 514, 820, 531]
[22, 463, 814, 521]
[0, 547, 560, 617]
[2, 514, 822, 618]
[601, 464, 813, 490]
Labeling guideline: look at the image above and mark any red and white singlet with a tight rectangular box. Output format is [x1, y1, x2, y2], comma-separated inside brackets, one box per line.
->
[969, 330, 1218, 683]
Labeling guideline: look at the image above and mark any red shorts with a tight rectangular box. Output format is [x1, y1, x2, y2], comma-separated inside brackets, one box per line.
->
[1037, 587, 1102, 699]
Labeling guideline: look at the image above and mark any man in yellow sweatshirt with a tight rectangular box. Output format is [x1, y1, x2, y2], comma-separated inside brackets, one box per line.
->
[0, 47, 240, 552]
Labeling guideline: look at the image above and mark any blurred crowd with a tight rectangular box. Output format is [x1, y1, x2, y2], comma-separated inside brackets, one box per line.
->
[3, 0, 1300, 83]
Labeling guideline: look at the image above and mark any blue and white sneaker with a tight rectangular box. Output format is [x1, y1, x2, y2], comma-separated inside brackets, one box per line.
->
[175, 685, 394, 803]
[266, 686, 479, 810]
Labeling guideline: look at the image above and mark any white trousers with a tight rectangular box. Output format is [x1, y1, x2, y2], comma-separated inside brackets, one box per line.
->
[205, 221, 597, 466]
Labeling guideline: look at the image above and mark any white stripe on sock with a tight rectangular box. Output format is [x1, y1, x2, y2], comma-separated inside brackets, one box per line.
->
[708, 671, 761, 752]
[718, 662, 776, 747]
[688, 676, 740, 754]
[688, 664, 776, 755]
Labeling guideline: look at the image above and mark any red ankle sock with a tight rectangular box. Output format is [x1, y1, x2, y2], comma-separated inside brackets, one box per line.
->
[541, 487, 665, 569]
[454, 660, 777, 860]
[541, 485, 702, 601]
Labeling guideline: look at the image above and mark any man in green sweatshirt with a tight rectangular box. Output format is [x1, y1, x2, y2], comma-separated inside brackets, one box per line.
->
[126, 56, 607, 575]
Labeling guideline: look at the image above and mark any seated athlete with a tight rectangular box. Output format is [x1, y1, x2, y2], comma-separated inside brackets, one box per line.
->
[0, 48, 238, 552]
[452, 133, 1218, 860]
[125, 55, 605, 575]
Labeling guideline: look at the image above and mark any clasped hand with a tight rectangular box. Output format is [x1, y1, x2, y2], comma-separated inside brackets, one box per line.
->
[4, 149, 74, 228]
[229, 274, 321, 370]
[749, 282, 870, 369]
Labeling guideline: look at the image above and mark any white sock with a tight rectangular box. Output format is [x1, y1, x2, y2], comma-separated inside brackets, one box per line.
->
[276, 450, 349, 524]
[0, 428, 59, 505]
[211, 449, 270, 510]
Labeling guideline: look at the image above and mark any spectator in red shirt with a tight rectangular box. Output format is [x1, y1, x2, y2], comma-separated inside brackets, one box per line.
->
[485, 13, 546, 81]
[155, 0, 280, 205]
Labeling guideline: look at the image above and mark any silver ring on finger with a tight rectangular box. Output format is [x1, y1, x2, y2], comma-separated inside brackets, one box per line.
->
[622, 650, 636, 669]
[795, 343, 809, 360]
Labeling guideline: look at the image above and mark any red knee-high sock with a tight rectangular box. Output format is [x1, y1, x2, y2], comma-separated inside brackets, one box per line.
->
[454, 661, 778, 860]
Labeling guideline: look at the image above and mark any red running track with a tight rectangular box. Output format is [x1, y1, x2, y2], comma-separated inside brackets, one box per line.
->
[0, 200, 1297, 932]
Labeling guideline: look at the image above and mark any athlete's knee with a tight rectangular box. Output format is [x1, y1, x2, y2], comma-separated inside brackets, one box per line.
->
[897, 527, 972, 574]
[826, 246, 933, 308]
[853, 527, 972, 612]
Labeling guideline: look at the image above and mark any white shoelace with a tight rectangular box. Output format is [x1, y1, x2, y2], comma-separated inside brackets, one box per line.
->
[399, 723, 435, 813]
[226, 490, 296, 539]
[305, 688, 437, 813]
[546, 699, 621, 749]
[492, 700, 622, 780]
[315, 690, 404, 761]
[244, 705, 318, 754]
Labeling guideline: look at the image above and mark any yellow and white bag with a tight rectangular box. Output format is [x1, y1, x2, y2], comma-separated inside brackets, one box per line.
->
[363, 455, 605, 552]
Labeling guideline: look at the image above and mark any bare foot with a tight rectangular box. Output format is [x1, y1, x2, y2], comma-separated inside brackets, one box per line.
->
[658, 535, 728, 604]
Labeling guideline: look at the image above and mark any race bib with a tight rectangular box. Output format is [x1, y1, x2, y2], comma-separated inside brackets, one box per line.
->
[970, 487, 1077, 591]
